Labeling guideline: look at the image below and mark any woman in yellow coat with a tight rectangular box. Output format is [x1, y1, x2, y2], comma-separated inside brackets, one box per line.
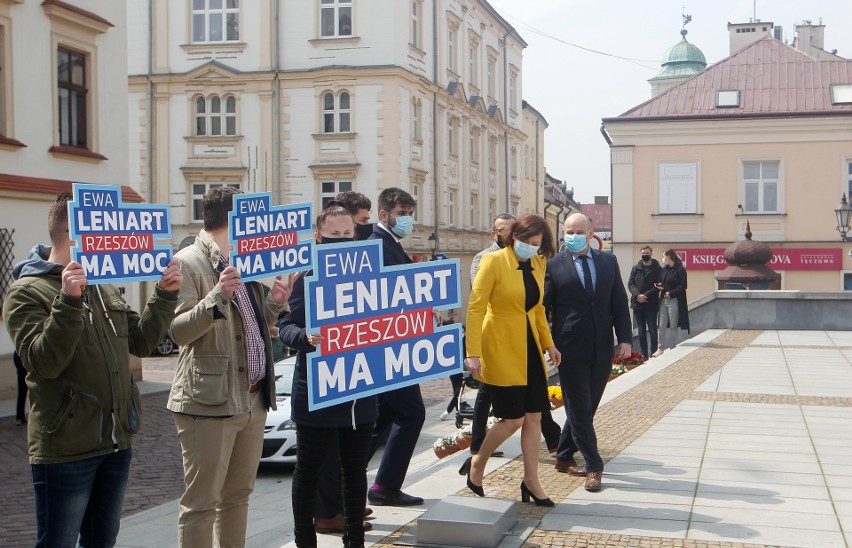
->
[462, 214, 562, 505]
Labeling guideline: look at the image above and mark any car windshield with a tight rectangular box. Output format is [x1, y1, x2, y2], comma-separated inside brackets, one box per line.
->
[274, 358, 296, 396]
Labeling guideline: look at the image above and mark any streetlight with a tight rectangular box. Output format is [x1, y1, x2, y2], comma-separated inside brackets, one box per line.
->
[427, 231, 438, 260]
[835, 193, 852, 242]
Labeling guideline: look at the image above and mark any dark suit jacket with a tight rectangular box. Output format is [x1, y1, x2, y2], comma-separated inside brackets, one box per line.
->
[368, 224, 413, 266]
[544, 249, 632, 365]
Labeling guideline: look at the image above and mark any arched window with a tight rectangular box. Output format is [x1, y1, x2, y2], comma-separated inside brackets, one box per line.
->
[194, 94, 237, 137]
[322, 91, 351, 133]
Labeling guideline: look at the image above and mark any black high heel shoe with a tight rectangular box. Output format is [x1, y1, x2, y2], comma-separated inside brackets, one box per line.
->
[459, 457, 485, 497]
[520, 481, 554, 507]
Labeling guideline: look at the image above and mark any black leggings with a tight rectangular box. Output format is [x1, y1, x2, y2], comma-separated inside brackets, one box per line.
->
[292, 421, 374, 548]
[445, 373, 464, 413]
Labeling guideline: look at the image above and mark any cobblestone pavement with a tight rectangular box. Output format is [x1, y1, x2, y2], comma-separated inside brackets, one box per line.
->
[0, 352, 453, 547]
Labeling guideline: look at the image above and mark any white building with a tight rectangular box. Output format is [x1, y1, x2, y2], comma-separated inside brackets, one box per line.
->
[0, 0, 134, 397]
[128, 0, 534, 304]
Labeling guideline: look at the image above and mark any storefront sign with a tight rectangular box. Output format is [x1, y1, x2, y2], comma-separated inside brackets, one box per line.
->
[675, 248, 843, 271]
[227, 193, 313, 282]
[303, 240, 463, 411]
[68, 183, 172, 284]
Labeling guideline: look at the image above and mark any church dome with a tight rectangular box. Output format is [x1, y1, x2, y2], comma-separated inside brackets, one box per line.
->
[653, 29, 707, 79]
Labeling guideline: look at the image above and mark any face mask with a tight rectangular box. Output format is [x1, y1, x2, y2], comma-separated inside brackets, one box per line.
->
[389, 214, 414, 238]
[513, 240, 540, 260]
[495, 235, 506, 249]
[641, 254, 652, 263]
[563, 233, 587, 253]
[320, 236, 354, 245]
[354, 223, 373, 241]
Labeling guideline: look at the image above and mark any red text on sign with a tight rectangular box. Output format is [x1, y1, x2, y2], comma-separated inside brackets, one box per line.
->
[321, 308, 434, 354]
[237, 231, 297, 254]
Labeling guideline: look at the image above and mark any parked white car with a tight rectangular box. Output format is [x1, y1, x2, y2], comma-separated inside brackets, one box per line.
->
[260, 356, 297, 464]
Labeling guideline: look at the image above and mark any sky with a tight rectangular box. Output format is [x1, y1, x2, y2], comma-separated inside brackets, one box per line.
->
[486, 0, 852, 204]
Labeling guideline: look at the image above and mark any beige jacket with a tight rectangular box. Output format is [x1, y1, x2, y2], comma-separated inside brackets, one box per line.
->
[167, 230, 287, 416]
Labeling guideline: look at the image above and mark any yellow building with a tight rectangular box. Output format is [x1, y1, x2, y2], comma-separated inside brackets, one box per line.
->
[603, 34, 852, 301]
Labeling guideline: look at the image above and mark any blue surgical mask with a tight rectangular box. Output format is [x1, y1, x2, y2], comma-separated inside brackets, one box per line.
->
[514, 240, 540, 260]
[389, 214, 414, 238]
[564, 233, 587, 253]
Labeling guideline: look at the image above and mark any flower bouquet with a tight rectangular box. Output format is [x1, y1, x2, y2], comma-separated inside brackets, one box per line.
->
[609, 364, 627, 382]
[547, 385, 564, 409]
[613, 351, 646, 369]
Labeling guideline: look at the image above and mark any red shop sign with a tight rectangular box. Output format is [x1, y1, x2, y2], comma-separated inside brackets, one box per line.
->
[674, 248, 843, 271]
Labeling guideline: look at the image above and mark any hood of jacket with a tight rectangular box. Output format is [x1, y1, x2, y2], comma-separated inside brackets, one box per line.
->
[13, 245, 63, 280]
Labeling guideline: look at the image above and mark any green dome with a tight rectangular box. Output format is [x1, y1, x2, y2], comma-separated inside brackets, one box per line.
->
[652, 29, 707, 80]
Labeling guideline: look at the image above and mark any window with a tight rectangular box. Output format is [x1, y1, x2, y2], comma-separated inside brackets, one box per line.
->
[410, 183, 420, 221]
[488, 138, 497, 172]
[410, 1, 420, 48]
[321, 180, 352, 208]
[320, 0, 352, 38]
[469, 39, 479, 88]
[448, 190, 455, 226]
[195, 95, 237, 136]
[846, 160, 852, 197]
[510, 146, 517, 178]
[447, 26, 457, 72]
[509, 71, 517, 111]
[0, 22, 7, 137]
[488, 198, 495, 226]
[192, 0, 239, 43]
[470, 194, 478, 227]
[743, 161, 779, 213]
[192, 182, 240, 222]
[469, 130, 479, 163]
[659, 162, 698, 214]
[830, 84, 852, 105]
[523, 145, 529, 179]
[57, 48, 87, 148]
[322, 91, 351, 133]
[844, 273, 852, 291]
[448, 118, 457, 155]
[487, 58, 495, 98]
[411, 98, 421, 140]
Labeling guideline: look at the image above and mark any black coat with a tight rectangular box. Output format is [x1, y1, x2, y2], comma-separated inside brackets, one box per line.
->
[544, 249, 632, 365]
[277, 273, 378, 428]
[368, 224, 412, 266]
[660, 263, 690, 332]
[627, 259, 662, 310]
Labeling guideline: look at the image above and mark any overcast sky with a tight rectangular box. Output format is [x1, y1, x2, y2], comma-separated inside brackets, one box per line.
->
[486, 0, 852, 204]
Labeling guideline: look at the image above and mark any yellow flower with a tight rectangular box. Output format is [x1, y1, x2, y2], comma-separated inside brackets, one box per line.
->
[547, 386, 562, 400]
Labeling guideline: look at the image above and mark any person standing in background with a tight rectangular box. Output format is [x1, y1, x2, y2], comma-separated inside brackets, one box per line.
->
[654, 249, 689, 355]
[335, 191, 373, 241]
[627, 245, 661, 360]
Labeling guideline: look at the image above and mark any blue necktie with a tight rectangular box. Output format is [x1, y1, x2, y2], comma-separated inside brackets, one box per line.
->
[579, 255, 594, 298]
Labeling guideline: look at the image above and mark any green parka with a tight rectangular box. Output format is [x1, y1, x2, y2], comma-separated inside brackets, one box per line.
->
[3, 245, 178, 464]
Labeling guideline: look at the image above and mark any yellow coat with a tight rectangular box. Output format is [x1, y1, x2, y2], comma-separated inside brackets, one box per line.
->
[465, 246, 554, 387]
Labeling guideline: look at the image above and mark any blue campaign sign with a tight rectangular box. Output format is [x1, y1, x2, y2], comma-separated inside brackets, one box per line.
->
[227, 193, 313, 282]
[68, 183, 172, 284]
[303, 240, 464, 410]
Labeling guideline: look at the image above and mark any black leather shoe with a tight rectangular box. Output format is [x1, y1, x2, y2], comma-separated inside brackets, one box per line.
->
[367, 488, 424, 506]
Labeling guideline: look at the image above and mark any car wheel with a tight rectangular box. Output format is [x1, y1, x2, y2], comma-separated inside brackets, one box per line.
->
[155, 337, 175, 356]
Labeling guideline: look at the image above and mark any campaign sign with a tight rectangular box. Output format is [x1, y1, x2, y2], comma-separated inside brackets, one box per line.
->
[304, 240, 463, 411]
[227, 193, 313, 282]
[68, 183, 172, 284]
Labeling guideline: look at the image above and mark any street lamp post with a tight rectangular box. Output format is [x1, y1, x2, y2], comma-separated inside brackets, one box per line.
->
[835, 193, 852, 242]
[427, 232, 438, 260]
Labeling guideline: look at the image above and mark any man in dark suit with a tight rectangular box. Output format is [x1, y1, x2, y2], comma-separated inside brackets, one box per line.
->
[365, 187, 425, 506]
[544, 213, 632, 491]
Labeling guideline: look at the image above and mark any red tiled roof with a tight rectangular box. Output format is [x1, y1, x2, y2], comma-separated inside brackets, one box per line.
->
[609, 37, 852, 121]
[580, 203, 612, 230]
[0, 173, 144, 203]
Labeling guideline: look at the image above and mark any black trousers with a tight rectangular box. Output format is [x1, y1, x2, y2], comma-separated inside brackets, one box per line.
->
[314, 437, 342, 519]
[556, 355, 611, 472]
[367, 384, 425, 490]
[292, 422, 374, 548]
[445, 373, 464, 413]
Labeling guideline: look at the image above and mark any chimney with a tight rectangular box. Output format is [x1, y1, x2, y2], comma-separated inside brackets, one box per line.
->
[727, 21, 774, 54]
[794, 21, 825, 53]
[594, 196, 609, 205]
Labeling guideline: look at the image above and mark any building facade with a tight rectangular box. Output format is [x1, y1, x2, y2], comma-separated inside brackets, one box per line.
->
[0, 0, 136, 397]
[128, 0, 537, 304]
[604, 31, 852, 301]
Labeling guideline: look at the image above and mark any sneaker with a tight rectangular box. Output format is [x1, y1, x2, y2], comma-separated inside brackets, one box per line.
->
[439, 411, 451, 421]
[459, 401, 473, 412]
[651, 349, 664, 358]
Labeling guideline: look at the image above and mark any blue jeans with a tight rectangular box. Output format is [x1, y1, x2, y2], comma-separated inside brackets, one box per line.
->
[633, 307, 658, 359]
[31, 448, 132, 548]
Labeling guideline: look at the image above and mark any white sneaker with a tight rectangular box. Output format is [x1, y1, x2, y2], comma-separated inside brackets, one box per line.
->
[439, 411, 451, 421]
[651, 349, 664, 358]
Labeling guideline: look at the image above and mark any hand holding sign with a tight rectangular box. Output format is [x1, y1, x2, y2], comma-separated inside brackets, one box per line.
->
[61, 261, 88, 298]
[218, 266, 242, 299]
[270, 273, 298, 305]
[157, 258, 183, 292]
